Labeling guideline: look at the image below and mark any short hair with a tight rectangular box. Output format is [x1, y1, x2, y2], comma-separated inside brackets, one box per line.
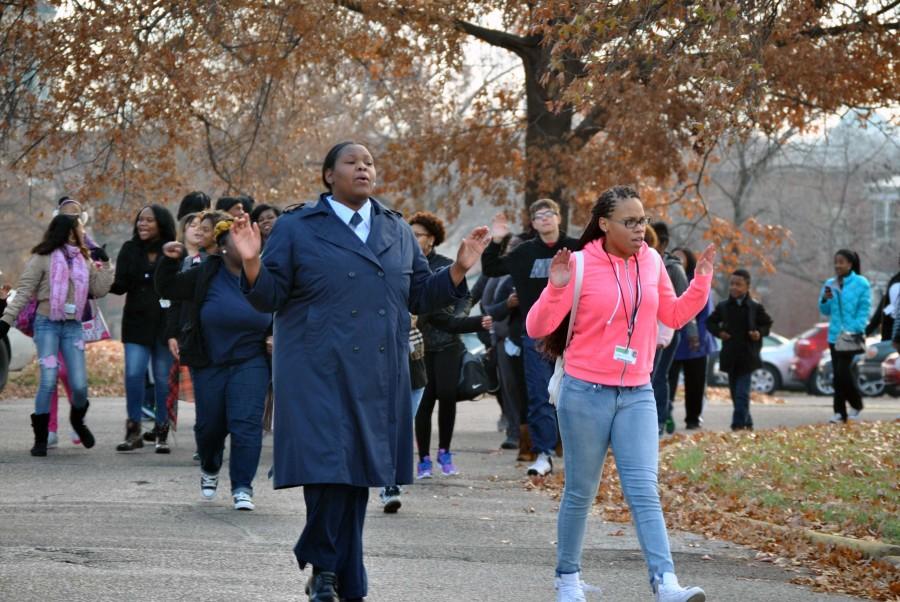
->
[408, 211, 446, 247]
[651, 221, 670, 246]
[177, 191, 211, 220]
[732, 269, 751, 284]
[529, 198, 560, 218]
[250, 203, 282, 223]
[215, 196, 253, 214]
[322, 141, 358, 191]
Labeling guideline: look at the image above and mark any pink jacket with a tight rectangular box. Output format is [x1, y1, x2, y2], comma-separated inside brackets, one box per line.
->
[526, 239, 712, 387]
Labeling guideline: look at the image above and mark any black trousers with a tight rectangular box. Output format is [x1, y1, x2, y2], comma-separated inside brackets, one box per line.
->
[497, 338, 528, 432]
[294, 484, 369, 599]
[416, 345, 462, 459]
[681, 356, 708, 426]
[830, 344, 863, 419]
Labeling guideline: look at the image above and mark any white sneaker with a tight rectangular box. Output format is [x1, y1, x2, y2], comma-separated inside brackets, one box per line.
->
[47, 432, 59, 449]
[527, 452, 553, 477]
[554, 572, 586, 602]
[848, 408, 862, 421]
[200, 471, 218, 500]
[828, 413, 844, 424]
[233, 491, 255, 511]
[654, 573, 706, 602]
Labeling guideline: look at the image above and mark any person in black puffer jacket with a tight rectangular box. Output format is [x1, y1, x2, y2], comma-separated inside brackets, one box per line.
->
[409, 212, 492, 479]
[109, 204, 177, 452]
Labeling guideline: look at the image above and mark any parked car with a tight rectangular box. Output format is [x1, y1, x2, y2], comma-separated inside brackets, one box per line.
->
[790, 323, 831, 395]
[706, 333, 797, 394]
[853, 340, 897, 398]
[881, 351, 900, 397]
[815, 338, 885, 398]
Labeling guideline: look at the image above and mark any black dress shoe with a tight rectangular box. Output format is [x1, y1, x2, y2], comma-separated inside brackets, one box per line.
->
[306, 571, 338, 602]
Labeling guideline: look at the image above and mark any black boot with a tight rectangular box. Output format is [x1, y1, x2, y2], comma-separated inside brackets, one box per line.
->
[31, 413, 50, 457]
[155, 423, 170, 454]
[115, 419, 143, 451]
[305, 570, 337, 602]
[142, 424, 158, 443]
[69, 401, 96, 449]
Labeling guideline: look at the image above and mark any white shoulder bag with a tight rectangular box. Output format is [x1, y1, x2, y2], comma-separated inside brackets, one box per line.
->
[547, 251, 584, 405]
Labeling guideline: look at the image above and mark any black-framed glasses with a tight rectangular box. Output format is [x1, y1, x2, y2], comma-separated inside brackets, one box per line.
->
[608, 216, 651, 230]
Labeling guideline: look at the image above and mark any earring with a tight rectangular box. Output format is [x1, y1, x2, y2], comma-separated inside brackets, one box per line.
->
[221, 249, 227, 255]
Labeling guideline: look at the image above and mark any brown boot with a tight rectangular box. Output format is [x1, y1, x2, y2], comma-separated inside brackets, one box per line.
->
[517, 424, 535, 462]
[116, 419, 143, 451]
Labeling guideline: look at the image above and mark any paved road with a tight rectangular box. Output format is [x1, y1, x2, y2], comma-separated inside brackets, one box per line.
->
[2, 392, 892, 601]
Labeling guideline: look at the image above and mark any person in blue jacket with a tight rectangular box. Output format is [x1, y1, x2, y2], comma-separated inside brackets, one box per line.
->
[231, 141, 491, 602]
[818, 249, 871, 423]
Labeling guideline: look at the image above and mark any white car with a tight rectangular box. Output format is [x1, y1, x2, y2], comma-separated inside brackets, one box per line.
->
[708, 333, 800, 394]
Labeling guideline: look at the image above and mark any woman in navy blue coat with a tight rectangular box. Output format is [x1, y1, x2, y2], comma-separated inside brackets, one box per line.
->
[232, 141, 491, 602]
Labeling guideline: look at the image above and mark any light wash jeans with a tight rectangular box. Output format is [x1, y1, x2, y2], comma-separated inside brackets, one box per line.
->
[555, 374, 675, 586]
[33, 315, 88, 415]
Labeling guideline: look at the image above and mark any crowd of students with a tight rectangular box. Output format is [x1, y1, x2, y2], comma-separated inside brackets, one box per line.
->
[2, 141, 895, 602]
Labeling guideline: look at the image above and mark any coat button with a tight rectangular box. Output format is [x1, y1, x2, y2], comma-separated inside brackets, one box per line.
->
[351, 309, 359, 317]
[378, 309, 386, 316]
[379, 345, 385, 352]
[348, 271, 356, 278]
[353, 346, 360, 352]
[377, 270, 384, 277]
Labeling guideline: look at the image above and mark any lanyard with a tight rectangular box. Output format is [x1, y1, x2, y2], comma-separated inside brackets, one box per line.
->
[605, 249, 642, 344]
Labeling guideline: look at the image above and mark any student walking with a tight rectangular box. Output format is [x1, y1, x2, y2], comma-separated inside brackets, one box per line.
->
[0, 215, 113, 456]
[233, 141, 490, 602]
[482, 199, 579, 477]
[527, 186, 711, 602]
[818, 250, 871, 423]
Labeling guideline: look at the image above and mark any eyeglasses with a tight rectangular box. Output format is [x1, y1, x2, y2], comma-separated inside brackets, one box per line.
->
[608, 216, 651, 230]
[532, 210, 558, 221]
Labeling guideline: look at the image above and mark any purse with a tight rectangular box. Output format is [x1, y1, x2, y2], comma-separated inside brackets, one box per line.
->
[81, 300, 110, 343]
[547, 251, 584, 405]
[834, 285, 866, 353]
[15, 297, 38, 337]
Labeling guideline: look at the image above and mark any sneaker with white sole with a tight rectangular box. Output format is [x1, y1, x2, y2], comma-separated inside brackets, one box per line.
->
[233, 491, 255, 511]
[416, 456, 433, 479]
[47, 432, 59, 449]
[653, 572, 706, 602]
[200, 471, 218, 500]
[527, 452, 553, 477]
[554, 571, 586, 602]
[69, 430, 81, 445]
[848, 408, 862, 421]
[379, 485, 402, 513]
[828, 413, 845, 424]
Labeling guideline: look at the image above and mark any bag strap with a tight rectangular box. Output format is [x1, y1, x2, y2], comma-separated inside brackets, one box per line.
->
[563, 251, 584, 351]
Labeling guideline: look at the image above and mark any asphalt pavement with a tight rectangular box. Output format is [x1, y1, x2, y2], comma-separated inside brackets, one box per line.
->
[1, 391, 894, 601]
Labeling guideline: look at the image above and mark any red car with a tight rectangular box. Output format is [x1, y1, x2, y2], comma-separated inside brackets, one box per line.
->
[882, 351, 900, 396]
[790, 323, 831, 395]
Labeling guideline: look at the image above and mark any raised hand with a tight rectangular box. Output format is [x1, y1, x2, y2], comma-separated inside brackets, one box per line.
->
[695, 243, 717, 276]
[162, 241, 186, 259]
[231, 214, 261, 262]
[549, 248, 572, 288]
[449, 226, 491, 286]
[481, 315, 493, 331]
[491, 213, 510, 243]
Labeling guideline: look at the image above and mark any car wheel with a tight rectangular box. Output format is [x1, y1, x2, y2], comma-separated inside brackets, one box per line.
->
[856, 374, 885, 397]
[0, 337, 9, 394]
[886, 385, 900, 398]
[810, 371, 834, 397]
[751, 365, 780, 394]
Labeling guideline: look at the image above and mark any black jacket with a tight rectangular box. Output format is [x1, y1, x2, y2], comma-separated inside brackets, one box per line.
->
[708, 296, 773, 375]
[481, 234, 579, 320]
[110, 240, 169, 346]
[866, 270, 900, 341]
[416, 252, 483, 353]
[153, 255, 226, 368]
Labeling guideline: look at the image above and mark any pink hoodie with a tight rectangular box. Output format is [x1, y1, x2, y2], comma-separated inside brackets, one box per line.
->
[526, 239, 712, 387]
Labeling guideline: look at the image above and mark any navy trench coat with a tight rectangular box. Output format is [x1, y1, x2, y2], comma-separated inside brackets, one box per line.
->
[242, 194, 466, 489]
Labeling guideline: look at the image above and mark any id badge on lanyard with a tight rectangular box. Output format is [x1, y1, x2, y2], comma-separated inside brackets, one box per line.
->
[614, 345, 638, 365]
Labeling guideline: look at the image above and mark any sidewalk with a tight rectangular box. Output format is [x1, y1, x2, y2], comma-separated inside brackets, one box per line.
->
[0, 394, 868, 601]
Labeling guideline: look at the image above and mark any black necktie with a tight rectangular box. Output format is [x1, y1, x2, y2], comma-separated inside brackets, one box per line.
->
[349, 212, 362, 228]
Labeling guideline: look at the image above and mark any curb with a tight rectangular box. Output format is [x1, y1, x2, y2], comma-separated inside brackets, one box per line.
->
[736, 516, 900, 560]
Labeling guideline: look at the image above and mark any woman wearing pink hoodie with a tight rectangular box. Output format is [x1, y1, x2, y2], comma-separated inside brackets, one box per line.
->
[527, 186, 714, 602]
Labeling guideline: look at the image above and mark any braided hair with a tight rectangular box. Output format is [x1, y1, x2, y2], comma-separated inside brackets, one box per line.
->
[541, 185, 640, 359]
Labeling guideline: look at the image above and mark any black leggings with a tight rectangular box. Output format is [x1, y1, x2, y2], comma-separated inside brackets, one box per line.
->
[415, 345, 461, 460]
[830, 344, 863, 419]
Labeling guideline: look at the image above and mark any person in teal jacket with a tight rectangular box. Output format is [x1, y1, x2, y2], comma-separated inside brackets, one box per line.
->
[818, 249, 871, 423]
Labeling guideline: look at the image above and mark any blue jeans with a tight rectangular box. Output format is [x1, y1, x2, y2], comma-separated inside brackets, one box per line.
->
[33, 316, 88, 415]
[728, 371, 753, 429]
[124, 340, 173, 424]
[556, 374, 675, 585]
[522, 335, 558, 454]
[651, 332, 681, 432]
[193, 355, 268, 494]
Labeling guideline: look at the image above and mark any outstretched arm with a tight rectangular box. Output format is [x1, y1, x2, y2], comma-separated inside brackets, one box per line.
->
[658, 244, 716, 329]
[235, 215, 295, 313]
